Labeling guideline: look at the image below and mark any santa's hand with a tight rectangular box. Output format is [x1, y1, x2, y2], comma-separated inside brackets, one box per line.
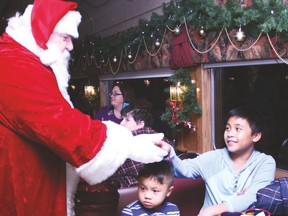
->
[127, 133, 168, 163]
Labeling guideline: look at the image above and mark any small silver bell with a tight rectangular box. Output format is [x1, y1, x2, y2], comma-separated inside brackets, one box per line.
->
[235, 27, 246, 42]
[174, 26, 181, 35]
[155, 39, 160, 47]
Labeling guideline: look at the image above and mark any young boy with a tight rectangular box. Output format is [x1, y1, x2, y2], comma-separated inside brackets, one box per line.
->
[156, 106, 276, 216]
[111, 104, 173, 189]
[120, 104, 173, 145]
[120, 104, 154, 131]
[74, 105, 163, 216]
[120, 161, 180, 216]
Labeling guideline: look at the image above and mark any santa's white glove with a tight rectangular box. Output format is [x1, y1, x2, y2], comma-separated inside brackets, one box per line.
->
[76, 121, 167, 185]
[127, 133, 168, 163]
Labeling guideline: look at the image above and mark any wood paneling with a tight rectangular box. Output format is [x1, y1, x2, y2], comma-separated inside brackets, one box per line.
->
[275, 168, 288, 179]
[175, 65, 213, 154]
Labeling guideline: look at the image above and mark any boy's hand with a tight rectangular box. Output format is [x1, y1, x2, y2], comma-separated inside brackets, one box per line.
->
[154, 140, 172, 153]
[197, 203, 228, 216]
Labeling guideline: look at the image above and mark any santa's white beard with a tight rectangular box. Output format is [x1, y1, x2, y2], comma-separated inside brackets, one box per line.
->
[40, 47, 79, 216]
[40, 47, 74, 107]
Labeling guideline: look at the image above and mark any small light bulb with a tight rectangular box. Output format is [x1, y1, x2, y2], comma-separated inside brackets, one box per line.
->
[155, 39, 160, 47]
[128, 51, 132, 59]
[174, 27, 181, 35]
[199, 26, 206, 37]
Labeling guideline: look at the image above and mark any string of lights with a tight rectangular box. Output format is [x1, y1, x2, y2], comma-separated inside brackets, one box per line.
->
[71, 0, 288, 73]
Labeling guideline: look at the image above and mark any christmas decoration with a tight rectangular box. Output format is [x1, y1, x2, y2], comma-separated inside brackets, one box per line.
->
[127, 51, 132, 59]
[199, 26, 206, 37]
[161, 68, 201, 129]
[235, 26, 246, 42]
[71, 0, 288, 73]
[174, 26, 181, 35]
[155, 38, 161, 46]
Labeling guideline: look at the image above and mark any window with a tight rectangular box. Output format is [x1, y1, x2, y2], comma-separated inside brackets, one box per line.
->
[213, 64, 288, 169]
[99, 69, 175, 140]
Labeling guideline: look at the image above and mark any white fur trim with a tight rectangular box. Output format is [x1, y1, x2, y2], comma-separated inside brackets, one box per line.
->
[66, 163, 79, 216]
[6, 5, 43, 56]
[53, 11, 81, 38]
[76, 121, 132, 185]
[76, 121, 168, 185]
[5, 5, 81, 57]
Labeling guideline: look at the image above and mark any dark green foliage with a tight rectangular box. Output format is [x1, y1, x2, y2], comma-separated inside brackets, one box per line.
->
[161, 68, 201, 129]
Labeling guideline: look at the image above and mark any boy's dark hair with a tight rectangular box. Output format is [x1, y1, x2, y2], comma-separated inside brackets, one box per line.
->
[121, 104, 153, 128]
[138, 161, 174, 187]
[225, 105, 264, 136]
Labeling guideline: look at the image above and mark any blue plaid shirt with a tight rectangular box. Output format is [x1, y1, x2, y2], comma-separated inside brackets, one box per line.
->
[249, 177, 288, 214]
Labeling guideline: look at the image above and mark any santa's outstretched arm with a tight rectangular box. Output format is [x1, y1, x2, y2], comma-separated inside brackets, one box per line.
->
[76, 121, 167, 185]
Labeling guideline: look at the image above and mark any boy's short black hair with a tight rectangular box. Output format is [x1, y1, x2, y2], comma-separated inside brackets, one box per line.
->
[121, 104, 153, 127]
[138, 161, 174, 187]
[225, 105, 264, 135]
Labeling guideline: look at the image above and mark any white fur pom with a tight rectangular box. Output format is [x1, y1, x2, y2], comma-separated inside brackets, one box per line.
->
[5, 5, 43, 56]
[53, 10, 81, 39]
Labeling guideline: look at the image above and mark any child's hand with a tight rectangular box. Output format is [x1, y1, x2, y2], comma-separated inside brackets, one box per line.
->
[154, 140, 172, 153]
[197, 203, 228, 216]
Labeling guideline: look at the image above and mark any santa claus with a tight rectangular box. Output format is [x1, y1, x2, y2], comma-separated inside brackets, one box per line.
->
[0, 0, 167, 215]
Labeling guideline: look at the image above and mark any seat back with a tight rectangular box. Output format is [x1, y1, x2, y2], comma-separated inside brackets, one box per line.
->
[117, 186, 138, 215]
[168, 178, 205, 216]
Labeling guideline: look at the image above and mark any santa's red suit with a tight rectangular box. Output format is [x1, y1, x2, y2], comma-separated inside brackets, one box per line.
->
[0, 1, 167, 216]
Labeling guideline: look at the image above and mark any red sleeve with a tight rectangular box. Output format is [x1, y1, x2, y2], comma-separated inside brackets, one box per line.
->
[0, 41, 106, 167]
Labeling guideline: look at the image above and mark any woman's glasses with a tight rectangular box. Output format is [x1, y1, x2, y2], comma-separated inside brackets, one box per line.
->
[109, 92, 122, 97]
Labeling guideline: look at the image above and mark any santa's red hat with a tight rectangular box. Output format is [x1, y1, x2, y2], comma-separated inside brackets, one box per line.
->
[31, 0, 81, 50]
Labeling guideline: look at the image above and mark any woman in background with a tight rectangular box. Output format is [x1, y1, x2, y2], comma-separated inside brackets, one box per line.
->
[94, 83, 135, 123]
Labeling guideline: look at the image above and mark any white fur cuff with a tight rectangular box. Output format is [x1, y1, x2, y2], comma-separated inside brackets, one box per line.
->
[76, 121, 132, 185]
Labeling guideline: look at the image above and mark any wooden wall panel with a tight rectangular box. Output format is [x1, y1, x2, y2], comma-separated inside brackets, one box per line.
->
[175, 65, 213, 154]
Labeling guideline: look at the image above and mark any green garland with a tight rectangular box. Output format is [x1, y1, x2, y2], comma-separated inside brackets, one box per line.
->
[73, 0, 288, 61]
[160, 68, 201, 129]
